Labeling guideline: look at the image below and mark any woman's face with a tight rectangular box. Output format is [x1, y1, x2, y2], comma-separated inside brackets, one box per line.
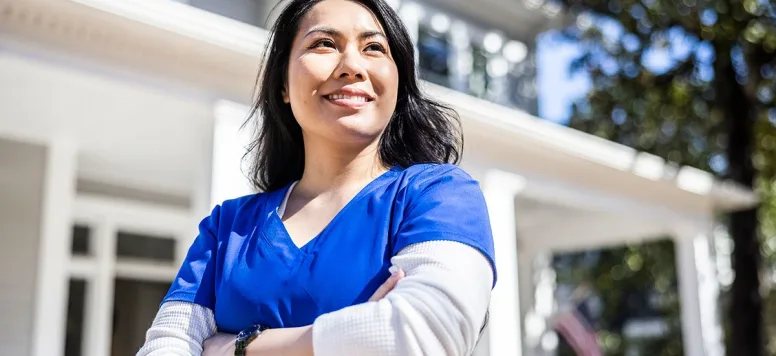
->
[285, 0, 399, 148]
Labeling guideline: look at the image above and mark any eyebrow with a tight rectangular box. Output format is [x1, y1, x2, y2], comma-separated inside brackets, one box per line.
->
[304, 26, 386, 41]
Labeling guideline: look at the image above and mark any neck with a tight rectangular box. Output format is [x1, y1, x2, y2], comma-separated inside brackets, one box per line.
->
[295, 136, 388, 197]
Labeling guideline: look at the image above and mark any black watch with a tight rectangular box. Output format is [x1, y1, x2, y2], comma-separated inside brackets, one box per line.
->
[234, 324, 268, 356]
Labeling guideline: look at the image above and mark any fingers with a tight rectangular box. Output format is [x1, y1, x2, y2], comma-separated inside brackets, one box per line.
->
[368, 267, 405, 302]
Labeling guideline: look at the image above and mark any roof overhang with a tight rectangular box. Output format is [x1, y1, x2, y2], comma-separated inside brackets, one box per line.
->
[0, 0, 758, 214]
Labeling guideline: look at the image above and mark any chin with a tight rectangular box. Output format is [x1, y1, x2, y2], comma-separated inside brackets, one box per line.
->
[334, 115, 385, 135]
[329, 124, 384, 147]
[337, 130, 383, 147]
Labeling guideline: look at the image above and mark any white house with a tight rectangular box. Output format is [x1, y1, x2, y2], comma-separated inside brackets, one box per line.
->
[0, 1, 757, 356]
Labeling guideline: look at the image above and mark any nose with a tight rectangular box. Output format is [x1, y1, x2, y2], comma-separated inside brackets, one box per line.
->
[333, 46, 367, 81]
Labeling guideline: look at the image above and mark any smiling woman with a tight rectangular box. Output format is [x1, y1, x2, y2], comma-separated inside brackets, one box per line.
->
[136, 1, 496, 355]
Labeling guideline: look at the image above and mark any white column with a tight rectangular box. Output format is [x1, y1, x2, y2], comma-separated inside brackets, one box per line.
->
[210, 100, 255, 207]
[483, 170, 526, 356]
[517, 246, 537, 355]
[30, 138, 78, 356]
[674, 223, 725, 356]
[519, 248, 559, 356]
[178, 103, 216, 264]
[533, 252, 559, 356]
[83, 219, 118, 356]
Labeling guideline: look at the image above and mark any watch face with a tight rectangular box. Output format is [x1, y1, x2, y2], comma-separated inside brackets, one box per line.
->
[237, 324, 261, 341]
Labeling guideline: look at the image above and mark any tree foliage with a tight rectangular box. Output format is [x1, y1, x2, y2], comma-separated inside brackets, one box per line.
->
[554, 240, 684, 355]
[548, 0, 776, 354]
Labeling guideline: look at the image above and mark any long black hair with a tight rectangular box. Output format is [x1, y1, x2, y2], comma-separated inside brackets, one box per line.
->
[244, 0, 463, 192]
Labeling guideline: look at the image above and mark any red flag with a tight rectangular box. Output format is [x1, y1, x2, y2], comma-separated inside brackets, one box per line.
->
[552, 306, 603, 356]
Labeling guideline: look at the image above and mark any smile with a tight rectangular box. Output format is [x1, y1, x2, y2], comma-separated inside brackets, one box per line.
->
[324, 93, 374, 108]
[326, 94, 371, 102]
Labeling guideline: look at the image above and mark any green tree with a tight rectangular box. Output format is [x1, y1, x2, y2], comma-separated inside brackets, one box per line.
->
[548, 0, 776, 354]
[554, 240, 684, 355]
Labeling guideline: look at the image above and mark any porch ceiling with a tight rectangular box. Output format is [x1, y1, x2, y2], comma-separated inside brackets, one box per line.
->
[0, 52, 214, 199]
[518, 207, 681, 252]
[512, 193, 695, 253]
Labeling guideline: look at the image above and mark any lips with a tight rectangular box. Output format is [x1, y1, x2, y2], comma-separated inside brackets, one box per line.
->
[323, 88, 374, 108]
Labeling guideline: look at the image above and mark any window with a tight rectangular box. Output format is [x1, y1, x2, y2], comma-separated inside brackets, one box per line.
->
[468, 44, 490, 99]
[64, 279, 87, 356]
[111, 279, 172, 356]
[418, 24, 451, 87]
[71, 225, 90, 255]
[63, 195, 191, 356]
[506, 55, 538, 115]
[116, 230, 176, 263]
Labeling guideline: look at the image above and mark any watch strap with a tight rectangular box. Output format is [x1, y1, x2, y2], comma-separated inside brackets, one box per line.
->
[234, 325, 267, 356]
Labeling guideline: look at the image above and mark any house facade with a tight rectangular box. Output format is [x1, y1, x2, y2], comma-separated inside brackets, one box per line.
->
[0, 0, 756, 355]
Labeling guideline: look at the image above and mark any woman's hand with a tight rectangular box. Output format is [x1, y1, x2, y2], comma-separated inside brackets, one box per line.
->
[369, 267, 405, 301]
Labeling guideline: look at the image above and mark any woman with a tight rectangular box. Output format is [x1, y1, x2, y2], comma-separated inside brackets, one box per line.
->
[137, 0, 496, 355]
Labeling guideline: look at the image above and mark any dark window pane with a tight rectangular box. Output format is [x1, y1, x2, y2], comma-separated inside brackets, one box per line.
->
[116, 231, 176, 262]
[71, 225, 90, 255]
[418, 25, 451, 87]
[505, 55, 538, 115]
[111, 279, 172, 356]
[65, 279, 86, 356]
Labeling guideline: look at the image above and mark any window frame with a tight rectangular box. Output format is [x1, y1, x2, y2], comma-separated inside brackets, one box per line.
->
[64, 194, 194, 356]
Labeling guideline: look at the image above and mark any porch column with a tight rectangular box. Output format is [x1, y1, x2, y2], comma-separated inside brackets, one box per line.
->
[210, 100, 255, 206]
[30, 138, 78, 356]
[178, 101, 217, 264]
[482, 170, 526, 356]
[517, 246, 535, 355]
[674, 223, 725, 356]
[524, 250, 558, 356]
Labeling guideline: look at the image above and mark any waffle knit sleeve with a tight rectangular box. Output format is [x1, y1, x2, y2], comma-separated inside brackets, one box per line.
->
[312, 240, 493, 356]
[135, 301, 217, 356]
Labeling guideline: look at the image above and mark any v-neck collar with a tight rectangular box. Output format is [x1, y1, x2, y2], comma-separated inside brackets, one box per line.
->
[277, 180, 298, 219]
[261, 166, 402, 260]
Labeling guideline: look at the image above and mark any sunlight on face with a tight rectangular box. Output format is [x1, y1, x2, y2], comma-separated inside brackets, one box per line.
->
[286, 0, 399, 148]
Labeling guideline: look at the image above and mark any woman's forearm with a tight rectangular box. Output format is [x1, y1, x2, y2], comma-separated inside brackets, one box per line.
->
[203, 326, 313, 356]
[138, 301, 217, 356]
[245, 326, 314, 356]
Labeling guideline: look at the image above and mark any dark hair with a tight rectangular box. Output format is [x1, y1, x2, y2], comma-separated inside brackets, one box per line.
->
[244, 0, 462, 192]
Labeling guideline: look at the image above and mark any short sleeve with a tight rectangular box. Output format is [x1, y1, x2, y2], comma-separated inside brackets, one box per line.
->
[393, 165, 497, 285]
[162, 204, 221, 311]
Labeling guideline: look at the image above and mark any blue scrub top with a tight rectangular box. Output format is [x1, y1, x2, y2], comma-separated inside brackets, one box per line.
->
[162, 163, 497, 333]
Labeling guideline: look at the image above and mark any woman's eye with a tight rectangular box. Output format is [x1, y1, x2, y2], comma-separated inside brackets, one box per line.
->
[311, 40, 335, 49]
[365, 43, 387, 53]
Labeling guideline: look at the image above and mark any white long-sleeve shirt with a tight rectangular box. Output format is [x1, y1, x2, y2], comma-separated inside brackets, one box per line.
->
[137, 240, 493, 356]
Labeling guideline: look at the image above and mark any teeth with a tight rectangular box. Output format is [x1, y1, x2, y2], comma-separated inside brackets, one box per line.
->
[328, 94, 368, 102]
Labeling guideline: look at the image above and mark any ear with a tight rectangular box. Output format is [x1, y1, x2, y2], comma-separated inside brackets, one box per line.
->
[282, 87, 290, 104]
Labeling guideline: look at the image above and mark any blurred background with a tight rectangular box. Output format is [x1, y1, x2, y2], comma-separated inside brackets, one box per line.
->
[0, 0, 774, 355]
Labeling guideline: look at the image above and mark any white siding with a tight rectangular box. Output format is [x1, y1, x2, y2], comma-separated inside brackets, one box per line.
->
[0, 138, 46, 356]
